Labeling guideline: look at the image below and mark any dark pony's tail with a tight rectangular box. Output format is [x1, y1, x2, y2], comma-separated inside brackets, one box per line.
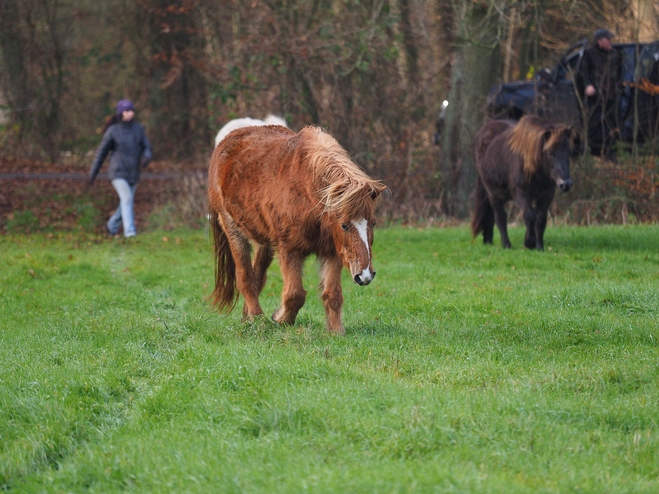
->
[471, 176, 493, 238]
[209, 205, 238, 312]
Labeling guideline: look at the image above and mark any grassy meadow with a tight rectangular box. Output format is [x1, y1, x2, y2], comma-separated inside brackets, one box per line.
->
[1, 225, 658, 493]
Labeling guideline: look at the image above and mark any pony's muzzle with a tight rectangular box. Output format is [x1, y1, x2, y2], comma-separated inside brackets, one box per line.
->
[354, 271, 376, 286]
[558, 178, 573, 192]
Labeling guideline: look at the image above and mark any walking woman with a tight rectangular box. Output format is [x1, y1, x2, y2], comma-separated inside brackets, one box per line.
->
[89, 99, 152, 237]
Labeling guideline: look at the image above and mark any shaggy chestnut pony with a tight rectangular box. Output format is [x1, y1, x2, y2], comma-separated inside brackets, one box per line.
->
[208, 125, 386, 334]
[471, 115, 573, 251]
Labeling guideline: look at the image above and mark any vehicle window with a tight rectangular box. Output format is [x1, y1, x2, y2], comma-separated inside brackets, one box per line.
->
[639, 43, 659, 81]
[620, 47, 637, 82]
[555, 49, 582, 81]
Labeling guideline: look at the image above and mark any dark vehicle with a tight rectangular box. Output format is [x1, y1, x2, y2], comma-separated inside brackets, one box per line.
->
[435, 40, 659, 150]
[488, 39, 659, 150]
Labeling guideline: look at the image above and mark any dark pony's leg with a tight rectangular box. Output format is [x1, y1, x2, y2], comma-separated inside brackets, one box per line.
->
[483, 210, 495, 244]
[272, 250, 307, 326]
[219, 216, 264, 321]
[471, 176, 495, 244]
[516, 192, 537, 249]
[534, 191, 555, 251]
[491, 198, 512, 249]
[318, 255, 345, 335]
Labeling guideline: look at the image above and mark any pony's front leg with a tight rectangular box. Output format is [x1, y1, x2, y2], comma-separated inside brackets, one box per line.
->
[523, 207, 537, 250]
[492, 200, 512, 249]
[516, 193, 537, 249]
[272, 251, 307, 326]
[252, 244, 274, 297]
[319, 256, 345, 335]
[534, 194, 554, 251]
[240, 243, 274, 320]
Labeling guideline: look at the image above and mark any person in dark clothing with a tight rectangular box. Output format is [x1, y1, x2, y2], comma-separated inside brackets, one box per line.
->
[581, 28, 623, 158]
[89, 99, 152, 237]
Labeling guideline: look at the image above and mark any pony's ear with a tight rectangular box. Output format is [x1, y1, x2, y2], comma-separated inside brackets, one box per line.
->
[570, 127, 579, 143]
[542, 130, 552, 145]
[370, 183, 388, 201]
[570, 128, 585, 157]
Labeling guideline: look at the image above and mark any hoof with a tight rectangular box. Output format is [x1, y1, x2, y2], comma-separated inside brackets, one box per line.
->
[241, 305, 264, 322]
[272, 307, 296, 326]
[241, 312, 264, 323]
[327, 325, 346, 336]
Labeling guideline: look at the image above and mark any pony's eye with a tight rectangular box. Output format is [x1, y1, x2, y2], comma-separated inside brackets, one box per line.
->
[341, 224, 349, 231]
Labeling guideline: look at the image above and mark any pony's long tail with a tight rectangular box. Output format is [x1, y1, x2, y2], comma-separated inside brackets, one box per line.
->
[471, 176, 493, 238]
[209, 205, 238, 312]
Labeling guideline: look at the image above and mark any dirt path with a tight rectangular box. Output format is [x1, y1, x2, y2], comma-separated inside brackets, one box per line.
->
[1, 159, 209, 233]
[0, 171, 198, 180]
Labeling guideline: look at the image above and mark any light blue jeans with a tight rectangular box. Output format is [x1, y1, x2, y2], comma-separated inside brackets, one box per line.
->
[107, 179, 137, 237]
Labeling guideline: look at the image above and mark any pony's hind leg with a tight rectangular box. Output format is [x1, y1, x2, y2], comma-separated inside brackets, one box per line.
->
[220, 217, 264, 321]
[472, 177, 495, 244]
[272, 251, 306, 326]
[492, 200, 512, 248]
[319, 255, 345, 335]
[482, 205, 495, 244]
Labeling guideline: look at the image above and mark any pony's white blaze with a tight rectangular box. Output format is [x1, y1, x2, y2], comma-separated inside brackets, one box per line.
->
[352, 218, 370, 256]
[352, 218, 373, 280]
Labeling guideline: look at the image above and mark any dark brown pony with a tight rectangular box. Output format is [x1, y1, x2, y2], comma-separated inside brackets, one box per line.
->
[208, 125, 386, 334]
[471, 115, 573, 250]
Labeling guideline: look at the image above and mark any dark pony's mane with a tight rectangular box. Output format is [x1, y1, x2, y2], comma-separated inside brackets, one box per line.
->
[508, 115, 572, 177]
[300, 126, 385, 219]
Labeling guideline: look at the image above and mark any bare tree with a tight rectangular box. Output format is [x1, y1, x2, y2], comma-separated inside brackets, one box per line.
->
[0, 0, 31, 140]
[440, 0, 503, 216]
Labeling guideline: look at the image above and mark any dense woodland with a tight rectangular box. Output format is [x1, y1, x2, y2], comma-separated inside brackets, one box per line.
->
[1, 0, 658, 220]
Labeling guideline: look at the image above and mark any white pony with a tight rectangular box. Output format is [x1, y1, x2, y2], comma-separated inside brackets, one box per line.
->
[214, 114, 288, 148]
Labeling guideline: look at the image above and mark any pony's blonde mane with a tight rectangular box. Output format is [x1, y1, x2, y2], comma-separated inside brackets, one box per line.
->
[508, 115, 571, 177]
[301, 126, 385, 218]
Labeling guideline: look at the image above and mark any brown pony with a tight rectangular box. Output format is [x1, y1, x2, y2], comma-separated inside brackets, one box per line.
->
[471, 115, 573, 250]
[208, 125, 386, 334]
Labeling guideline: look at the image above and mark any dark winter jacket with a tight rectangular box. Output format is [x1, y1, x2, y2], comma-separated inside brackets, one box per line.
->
[90, 121, 152, 185]
[582, 45, 623, 103]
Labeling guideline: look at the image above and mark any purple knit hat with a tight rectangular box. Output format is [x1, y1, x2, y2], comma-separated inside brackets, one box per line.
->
[116, 99, 134, 115]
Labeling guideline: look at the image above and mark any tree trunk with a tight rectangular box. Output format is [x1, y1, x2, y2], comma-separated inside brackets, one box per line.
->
[0, 0, 30, 137]
[399, 0, 419, 87]
[38, 0, 67, 163]
[146, 0, 209, 160]
[440, 1, 502, 217]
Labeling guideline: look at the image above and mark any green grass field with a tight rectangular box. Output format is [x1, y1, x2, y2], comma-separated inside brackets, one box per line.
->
[1, 225, 658, 493]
